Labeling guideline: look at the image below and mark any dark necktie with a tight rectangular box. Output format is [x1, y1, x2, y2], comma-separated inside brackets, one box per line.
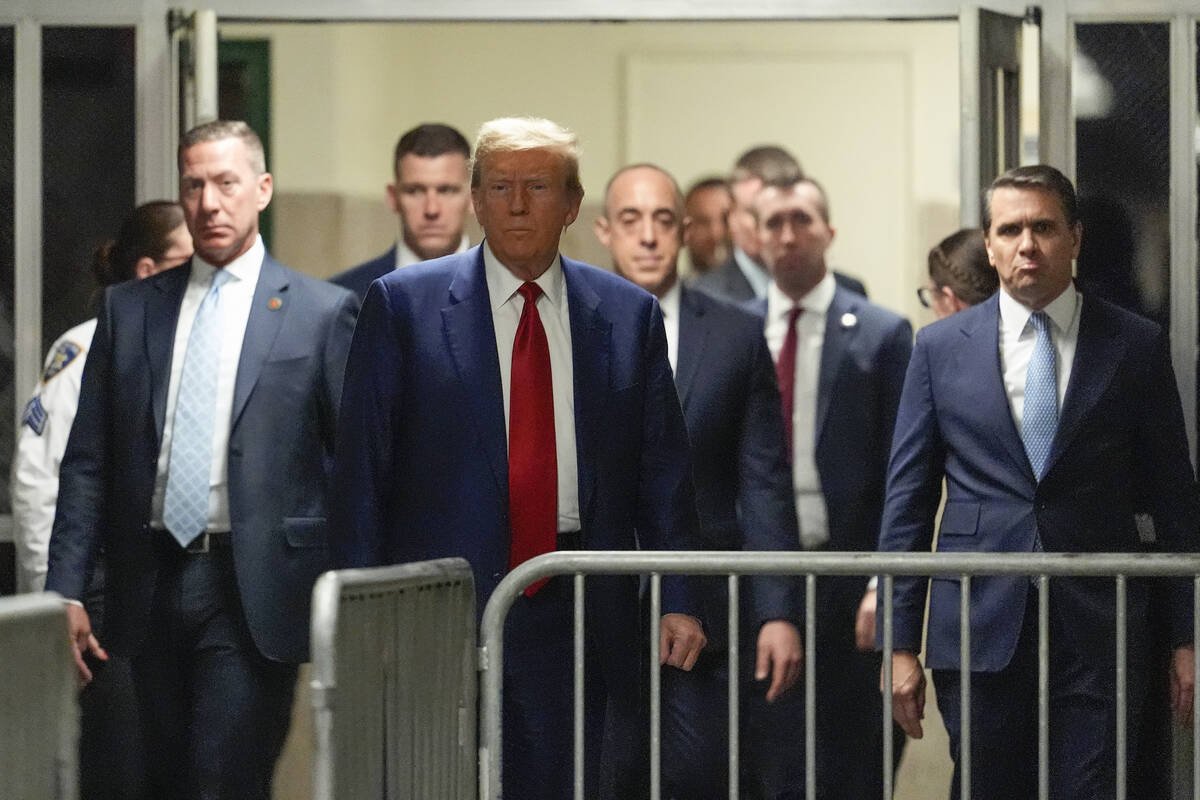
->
[508, 282, 557, 595]
[775, 306, 803, 461]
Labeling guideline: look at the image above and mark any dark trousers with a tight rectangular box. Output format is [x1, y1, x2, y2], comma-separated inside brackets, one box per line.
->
[501, 574, 648, 800]
[80, 559, 148, 800]
[132, 543, 297, 800]
[933, 589, 1149, 800]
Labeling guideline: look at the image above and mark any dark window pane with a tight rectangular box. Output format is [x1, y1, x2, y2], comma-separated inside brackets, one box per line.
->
[42, 27, 136, 356]
[1074, 23, 1169, 327]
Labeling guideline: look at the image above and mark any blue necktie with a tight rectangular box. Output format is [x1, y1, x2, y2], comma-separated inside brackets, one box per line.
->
[1022, 311, 1058, 481]
[163, 268, 232, 547]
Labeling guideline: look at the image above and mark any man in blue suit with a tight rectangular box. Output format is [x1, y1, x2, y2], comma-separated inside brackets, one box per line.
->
[46, 121, 359, 799]
[330, 123, 472, 300]
[753, 174, 912, 799]
[332, 117, 706, 800]
[595, 163, 803, 798]
[879, 165, 1198, 799]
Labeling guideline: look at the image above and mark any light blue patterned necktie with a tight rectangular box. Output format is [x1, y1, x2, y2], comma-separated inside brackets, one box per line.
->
[1022, 311, 1058, 481]
[163, 268, 233, 547]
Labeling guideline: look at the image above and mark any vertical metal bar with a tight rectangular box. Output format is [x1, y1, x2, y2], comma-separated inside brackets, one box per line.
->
[960, 573, 972, 800]
[1038, 574, 1049, 800]
[13, 19, 42, 438]
[1115, 575, 1127, 800]
[192, 9, 218, 124]
[650, 573, 662, 800]
[881, 574, 894, 800]
[805, 574, 816, 800]
[574, 574, 585, 800]
[727, 574, 739, 800]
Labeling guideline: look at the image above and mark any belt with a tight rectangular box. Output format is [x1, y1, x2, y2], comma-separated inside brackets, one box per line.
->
[557, 530, 582, 549]
[152, 527, 232, 554]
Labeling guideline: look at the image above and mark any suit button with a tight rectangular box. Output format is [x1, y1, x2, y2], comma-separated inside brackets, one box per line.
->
[492, 572, 502, 581]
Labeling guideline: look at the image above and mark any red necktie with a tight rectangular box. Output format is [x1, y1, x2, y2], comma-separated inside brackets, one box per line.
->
[775, 306, 802, 462]
[508, 282, 558, 596]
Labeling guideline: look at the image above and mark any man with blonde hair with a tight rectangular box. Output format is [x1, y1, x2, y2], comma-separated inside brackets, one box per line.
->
[333, 116, 706, 799]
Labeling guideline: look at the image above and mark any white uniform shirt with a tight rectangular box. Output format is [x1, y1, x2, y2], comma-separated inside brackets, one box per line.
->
[11, 318, 97, 592]
[151, 237, 263, 532]
[657, 279, 681, 375]
[393, 234, 470, 270]
[483, 241, 581, 533]
[998, 283, 1080, 436]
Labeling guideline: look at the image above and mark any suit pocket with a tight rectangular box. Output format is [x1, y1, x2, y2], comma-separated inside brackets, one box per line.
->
[938, 501, 981, 536]
[284, 517, 327, 548]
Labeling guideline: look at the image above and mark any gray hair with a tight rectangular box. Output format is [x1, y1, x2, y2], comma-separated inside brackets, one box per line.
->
[178, 120, 267, 175]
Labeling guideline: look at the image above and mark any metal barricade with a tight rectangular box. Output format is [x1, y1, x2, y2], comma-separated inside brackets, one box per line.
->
[310, 558, 476, 800]
[0, 592, 77, 800]
[478, 550, 1200, 800]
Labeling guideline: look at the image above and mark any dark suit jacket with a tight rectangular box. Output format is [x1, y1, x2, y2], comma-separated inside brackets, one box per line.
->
[330, 247, 395, 301]
[695, 251, 868, 303]
[879, 292, 1199, 672]
[46, 255, 359, 664]
[331, 245, 701, 679]
[676, 286, 799, 637]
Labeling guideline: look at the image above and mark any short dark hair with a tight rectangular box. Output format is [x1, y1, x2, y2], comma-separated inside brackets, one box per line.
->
[179, 120, 266, 174]
[731, 145, 804, 185]
[982, 164, 1078, 232]
[754, 175, 831, 225]
[685, 176, 731, 203]
[394, 123, 470, 175]
[928, 228, 998, 306]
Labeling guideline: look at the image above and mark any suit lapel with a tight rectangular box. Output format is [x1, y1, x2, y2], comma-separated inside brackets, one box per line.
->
[961, 296, 1033, 478]
[673, 286, 706, 406]
[144, 264, 190, 444]
[231, 255, 289, 431]
[564, 257, 610, 524]
[442, 248, 508, 497]
[1044, 296, 1124, 476]
[815, 287, 853, 440]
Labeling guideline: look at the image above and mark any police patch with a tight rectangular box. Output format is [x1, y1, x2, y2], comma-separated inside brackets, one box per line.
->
[21, 396, 46, 435]
[42, 340, 83, 383]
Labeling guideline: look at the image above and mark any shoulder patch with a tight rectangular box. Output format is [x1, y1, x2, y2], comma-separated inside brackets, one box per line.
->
[21, 396, 46, 435]
[42, 340, 83, 383]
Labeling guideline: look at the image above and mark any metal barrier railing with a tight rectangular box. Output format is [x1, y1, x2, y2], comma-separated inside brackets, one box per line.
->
[0, 592, 77, 800]
[478, 550, 1200, 800]
[310, 558, 477, 800]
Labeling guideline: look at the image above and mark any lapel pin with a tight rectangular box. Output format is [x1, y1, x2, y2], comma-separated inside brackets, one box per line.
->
[841, 312, 858, 328]
[268, 297, 283, 311]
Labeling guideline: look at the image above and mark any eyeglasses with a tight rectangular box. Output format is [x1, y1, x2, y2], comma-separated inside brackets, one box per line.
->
[916, 286, 936, 308]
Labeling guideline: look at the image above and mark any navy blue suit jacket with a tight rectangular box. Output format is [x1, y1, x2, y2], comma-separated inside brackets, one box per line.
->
[46, 255, 359, 664]
[676, 286, 799, 634]
[695, 253, 868, 303]
[879, 292, 1199, 672]
[331, 246, 701, 674]
[330, 247, 395, 301]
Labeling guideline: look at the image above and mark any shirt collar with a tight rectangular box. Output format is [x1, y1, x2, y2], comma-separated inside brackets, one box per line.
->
[190, 234, 264, 287]
[766, 270, 836, 322]
[733, 246, 770, 299]
[998, 281, 1079, 336]
[483, 239, 565, 313]
[657, 278, 681, 320]
[395, 233, 470, 270]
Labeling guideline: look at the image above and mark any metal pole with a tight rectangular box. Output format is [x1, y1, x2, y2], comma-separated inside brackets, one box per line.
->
[574, 574, 585, 800]
[960, 573, 972, 800]
[805, 574, 816, 800]
[728, 574, 739, 800]
[650, 573, 662, 800]
[1038, 575, 1049, 800]
[1115, 575, 1127, 800]
[882, 574, 895, 800]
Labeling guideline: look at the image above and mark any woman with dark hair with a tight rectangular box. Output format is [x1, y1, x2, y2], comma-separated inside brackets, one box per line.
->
[917, 227, 999, 319]
[11, 200, 191, 800]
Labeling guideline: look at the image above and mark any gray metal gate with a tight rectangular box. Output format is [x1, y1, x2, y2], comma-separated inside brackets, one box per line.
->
[0, 593, 77, 800]
[310, 558, 476, 800]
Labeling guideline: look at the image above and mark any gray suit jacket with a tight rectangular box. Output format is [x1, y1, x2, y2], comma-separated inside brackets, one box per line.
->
[46, 254, 359, 663]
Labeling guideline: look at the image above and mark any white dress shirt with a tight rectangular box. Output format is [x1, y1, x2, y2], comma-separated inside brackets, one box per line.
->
[734, 246, 770, 300]
[657, 279, 681, 375]
[765, 272, 837, 549]
[151, 236, 263, 531]
[393, 233, 470, 270]
[998, 282, 1080, 438]
[483, 241, 581, 533]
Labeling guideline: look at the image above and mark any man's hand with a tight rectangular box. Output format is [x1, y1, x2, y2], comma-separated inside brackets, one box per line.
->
[885, 649, 926, 739]
[1171, 645, 1195, 726]
[660, 613, 707, 671]
[66, 603, 107, 686]
[855, 588, 877, 651]
[755, 620, 802, 702]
